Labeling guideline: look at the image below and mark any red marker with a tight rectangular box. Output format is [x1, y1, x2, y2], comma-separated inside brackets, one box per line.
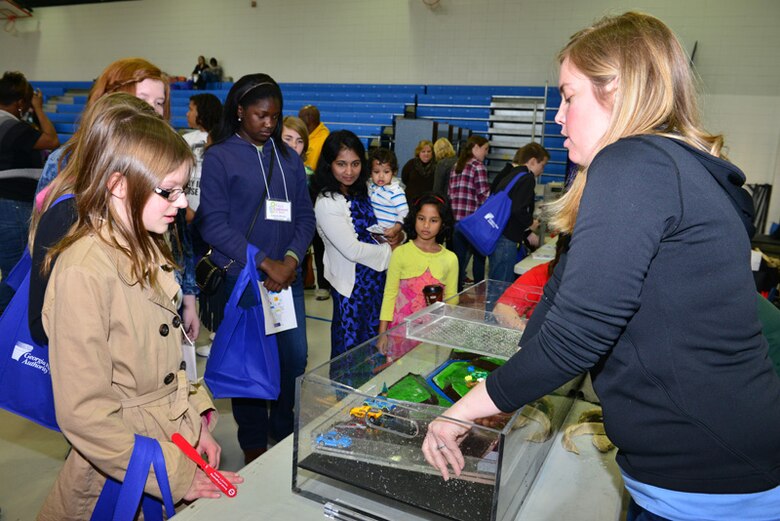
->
[171, 432, 237, 498]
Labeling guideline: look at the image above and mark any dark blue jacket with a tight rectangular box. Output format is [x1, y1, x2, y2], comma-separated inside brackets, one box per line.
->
[195, 135, 315, 276]
[488, 135, 780, 494]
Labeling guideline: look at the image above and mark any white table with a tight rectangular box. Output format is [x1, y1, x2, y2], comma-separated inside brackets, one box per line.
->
[514, 236, 558, 275]
[174, 398, 624, 521]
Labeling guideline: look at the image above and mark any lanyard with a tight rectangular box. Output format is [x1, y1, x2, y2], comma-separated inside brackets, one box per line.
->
[255, 139, 290, 202]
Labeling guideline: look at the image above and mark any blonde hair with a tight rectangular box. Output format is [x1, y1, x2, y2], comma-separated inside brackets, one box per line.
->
[548, 12, 724, 233]
[415, 140, 434, 158]
[44, 96, 193, 288]
[433, 137, 455, 160]
[282, 115, 309, 162]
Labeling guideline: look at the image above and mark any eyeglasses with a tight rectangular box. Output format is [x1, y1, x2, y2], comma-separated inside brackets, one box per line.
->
[153, 186, 186, 202]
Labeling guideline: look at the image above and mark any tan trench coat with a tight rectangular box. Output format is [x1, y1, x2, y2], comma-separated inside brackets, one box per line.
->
[37, 233, 216, 521]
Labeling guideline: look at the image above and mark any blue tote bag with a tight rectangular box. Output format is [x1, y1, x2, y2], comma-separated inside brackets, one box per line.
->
[0, 194, 73, 431]
[204, 244, 281, 400]
[91, 434, 176, 521]
[0, 270, 59, 430]
[455, 172, 527, 257]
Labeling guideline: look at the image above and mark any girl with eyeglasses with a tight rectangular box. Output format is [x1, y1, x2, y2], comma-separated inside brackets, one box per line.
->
[36, 94, 242, 520]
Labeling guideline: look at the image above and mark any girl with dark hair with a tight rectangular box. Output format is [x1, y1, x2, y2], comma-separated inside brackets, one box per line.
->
[376, 193, 458, 359]
[183, 93, 222, 221]
[448, 135, 490, 290]
[195, 73, 315, 463]
[313, 130, 401, 359]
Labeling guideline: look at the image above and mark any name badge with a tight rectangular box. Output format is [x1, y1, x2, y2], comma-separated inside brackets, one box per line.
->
[266, 199, 292, 222]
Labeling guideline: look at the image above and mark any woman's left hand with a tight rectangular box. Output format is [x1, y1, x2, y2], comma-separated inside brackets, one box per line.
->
[422, 415, 469, 481]
[196, 415, 221, 469]
[181, 294, 200, 341]
[421, 382, 503, 480]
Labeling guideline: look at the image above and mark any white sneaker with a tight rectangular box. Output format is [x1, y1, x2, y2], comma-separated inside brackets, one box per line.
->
[315, 288, 330, 301]
[196, 343, 212, 357]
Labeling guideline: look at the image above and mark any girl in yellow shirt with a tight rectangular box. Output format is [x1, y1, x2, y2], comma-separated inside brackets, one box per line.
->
[377, 193, 458, 359]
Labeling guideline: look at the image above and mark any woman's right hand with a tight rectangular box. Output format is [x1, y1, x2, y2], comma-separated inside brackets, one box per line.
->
[30, 89, 44, 112]
[260, 257, 296, 291]
[183, 468, 244, 501]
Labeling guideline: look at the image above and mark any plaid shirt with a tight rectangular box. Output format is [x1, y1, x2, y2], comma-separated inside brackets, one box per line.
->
[448, 158, 489, 221]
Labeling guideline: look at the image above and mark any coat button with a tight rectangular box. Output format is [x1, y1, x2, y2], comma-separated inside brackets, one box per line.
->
[159, 324, 169, 336]
[180, 361, 187, 371]
[172, 316, 181, 328]
[164, 373, 175, 385]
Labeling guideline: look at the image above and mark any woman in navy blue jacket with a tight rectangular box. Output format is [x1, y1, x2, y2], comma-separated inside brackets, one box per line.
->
[195, 74, 315, 463]
[423, 13, 780, 520]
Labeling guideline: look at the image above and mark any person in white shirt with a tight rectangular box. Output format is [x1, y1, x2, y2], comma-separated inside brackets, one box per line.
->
[183, 93, 222, 223]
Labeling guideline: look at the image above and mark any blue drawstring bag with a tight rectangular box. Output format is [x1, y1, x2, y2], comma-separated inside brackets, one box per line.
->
[0, 194, 74, 431]
[204, 244, 281, 399]
[91, 434, 176, 521]
[455, 172, 527, 256]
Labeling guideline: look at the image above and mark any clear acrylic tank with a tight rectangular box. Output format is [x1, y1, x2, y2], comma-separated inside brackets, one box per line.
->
[292, 281, 577, 521]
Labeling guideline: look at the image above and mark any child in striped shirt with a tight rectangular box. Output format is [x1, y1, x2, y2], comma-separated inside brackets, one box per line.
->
[368, 148, 408, 241]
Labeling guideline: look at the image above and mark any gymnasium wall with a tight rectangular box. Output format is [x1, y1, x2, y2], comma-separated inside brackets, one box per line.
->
[2, 0, 779, 225]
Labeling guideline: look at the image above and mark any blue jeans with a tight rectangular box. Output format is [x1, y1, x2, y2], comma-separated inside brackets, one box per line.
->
[488, 235, 524, 283]
[452, 227, 485, 291]
[227, 274, 308, 450]
[0, 198, 33, 314]
[626, 497, 671, 521]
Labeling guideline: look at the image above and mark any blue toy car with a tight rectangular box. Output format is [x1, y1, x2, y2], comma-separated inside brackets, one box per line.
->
[362, 397, 397, 412]
[315, 431, 352, 449]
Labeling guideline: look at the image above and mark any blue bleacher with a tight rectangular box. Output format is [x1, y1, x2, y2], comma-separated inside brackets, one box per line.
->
[30, 81, 93, 90]
[416, 94, 491, 106]
[280, 83, 425, 94]
[57, 104, 85, 114]
[54, 123, 78, 134]
[45, 112, 79, 123]
[285, 91, 415, 103]
[426, 85, 546, 97]
[544, 136, 566, 149]
[284, 100, 405, 114]
[416, 106, 490, 119]
[40, 81, 565, 165]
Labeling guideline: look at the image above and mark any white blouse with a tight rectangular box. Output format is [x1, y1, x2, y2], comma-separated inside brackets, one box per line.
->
[314, 193, 392, 298]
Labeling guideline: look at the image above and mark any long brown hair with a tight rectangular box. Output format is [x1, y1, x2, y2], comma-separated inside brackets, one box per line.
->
[44, 98, 193, 288]
[29, 94, 159, 250]
[454, 135, 489, 174]
[548, 12, 724, 233]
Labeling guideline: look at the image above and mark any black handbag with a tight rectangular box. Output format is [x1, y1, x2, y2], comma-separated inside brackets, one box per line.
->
[196, 147, 275, 295]
[195, 249, 234, 296]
